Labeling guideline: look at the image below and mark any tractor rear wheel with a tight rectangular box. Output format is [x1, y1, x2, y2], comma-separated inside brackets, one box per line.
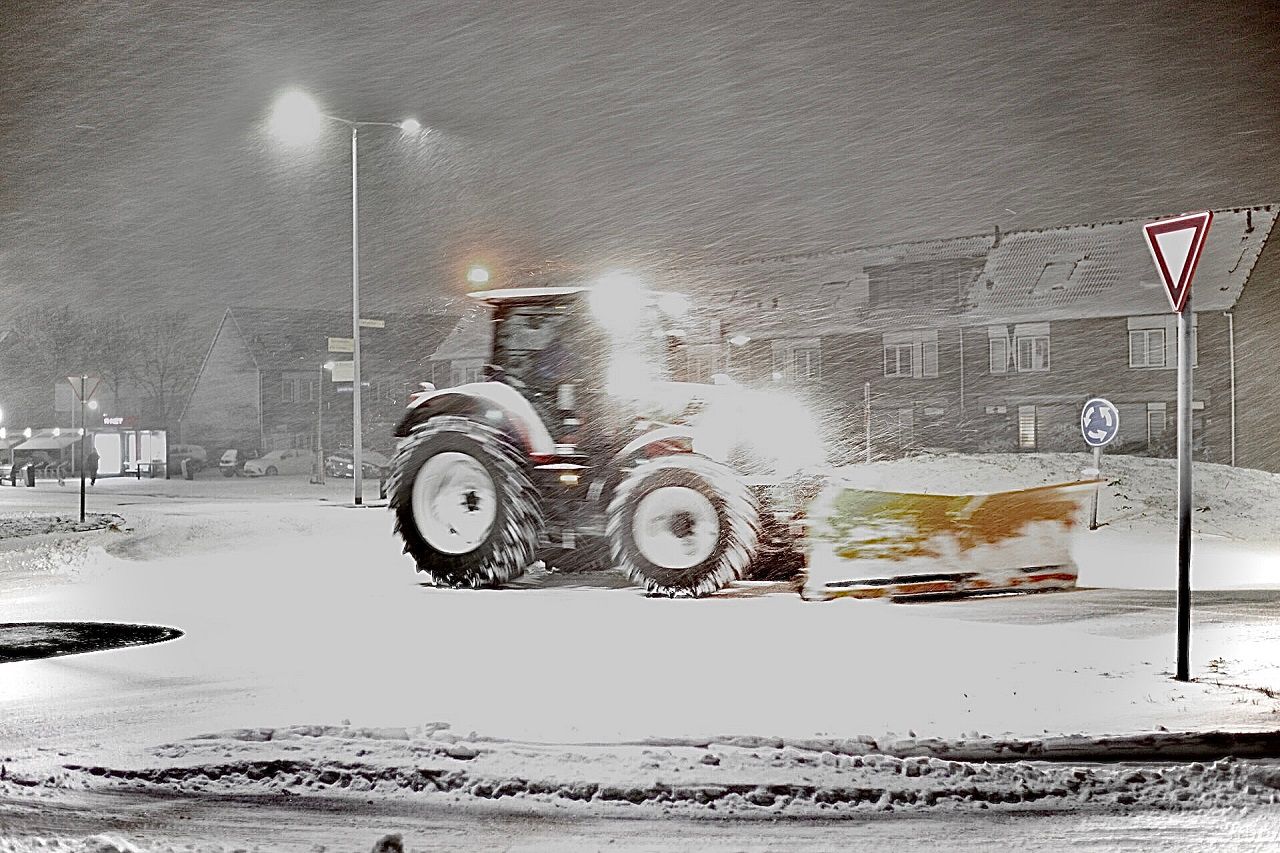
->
[607, 455, 760, 597]
[389, 416, 543, 588]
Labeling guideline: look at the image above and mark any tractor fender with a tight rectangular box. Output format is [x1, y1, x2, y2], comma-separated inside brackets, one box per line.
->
[612, 425, 704, 465]
[395, 382, 556, 457]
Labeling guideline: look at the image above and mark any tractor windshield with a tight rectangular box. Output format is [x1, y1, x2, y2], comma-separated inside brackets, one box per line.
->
[491, 302, 592, 392]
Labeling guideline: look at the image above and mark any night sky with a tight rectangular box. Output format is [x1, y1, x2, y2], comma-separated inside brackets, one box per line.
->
[3, 0, 1278, 324]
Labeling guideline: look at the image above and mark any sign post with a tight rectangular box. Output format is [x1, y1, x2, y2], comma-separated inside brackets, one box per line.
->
[67, 375, 100, 523]
[1143, 210, 1213, 683]
[1080, 397, 1119, 530]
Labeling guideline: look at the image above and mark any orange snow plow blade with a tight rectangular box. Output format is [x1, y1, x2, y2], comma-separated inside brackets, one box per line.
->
[800, 479, 1102, 601]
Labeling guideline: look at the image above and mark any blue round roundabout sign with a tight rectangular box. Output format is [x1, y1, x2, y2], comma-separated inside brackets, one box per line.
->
[1081, 397, 1120, 448]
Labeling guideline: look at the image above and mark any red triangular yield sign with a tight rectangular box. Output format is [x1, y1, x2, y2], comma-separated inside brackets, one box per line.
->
[67, 375, 102, 402]
[1143, 211, 1213, 312]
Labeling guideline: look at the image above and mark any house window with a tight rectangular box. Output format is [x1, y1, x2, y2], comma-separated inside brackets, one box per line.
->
[1015, 335, 1050, 372]
[450, 360, 485, 387]
[1129, 329, 1166, 368]
[281, 376, 298, 403]
[769, 338, 821, 382]
[989, 336, 1008, 374]
[1018, 405, 1037, 449]
[1147, 402, 1167, 448]
[1127, 315, 1197, 368]
[883, 331, 939, 378]
[921, 339, 938, 377]
[898, 408, 915, 445]
[884, 343, 913, 377]
[793, 347, 821, 381]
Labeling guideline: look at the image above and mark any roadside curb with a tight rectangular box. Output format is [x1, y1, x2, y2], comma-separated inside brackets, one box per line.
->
[611, 729, 1280, 764]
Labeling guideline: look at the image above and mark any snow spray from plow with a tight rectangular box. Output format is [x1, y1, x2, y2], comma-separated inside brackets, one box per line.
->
[799, 479, 1103, 601]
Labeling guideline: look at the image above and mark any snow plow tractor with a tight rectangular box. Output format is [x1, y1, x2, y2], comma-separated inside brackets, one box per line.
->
[388, 282, 822, 597]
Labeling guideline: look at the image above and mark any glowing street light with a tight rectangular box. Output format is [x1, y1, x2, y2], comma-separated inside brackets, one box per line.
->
[269, 89, 424, 505]
[466, 265, 490, 285]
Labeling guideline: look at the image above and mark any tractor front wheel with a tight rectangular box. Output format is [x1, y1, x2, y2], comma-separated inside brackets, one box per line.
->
[389, 416, 543, 588]
[608, 455, 760, 597]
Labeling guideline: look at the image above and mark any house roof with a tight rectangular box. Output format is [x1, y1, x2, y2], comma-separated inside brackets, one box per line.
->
[415, 203, 1280, 355]
[13, 430, 79, 451]
[694, 204, 1277, 336]
[429, 308, 492, 362]
[178, 306, 462, 424]
[224, 307, 461, 373]
[966, 205, 1277, 323]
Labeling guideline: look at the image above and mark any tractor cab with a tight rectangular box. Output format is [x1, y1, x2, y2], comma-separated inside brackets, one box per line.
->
[473, 285, 675, 452]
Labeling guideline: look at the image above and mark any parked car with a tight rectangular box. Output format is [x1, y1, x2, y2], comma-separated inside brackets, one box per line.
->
[170, 444, 208, 474]
[218, 448, 258, 477]
[324, 449, 391, 479]
[242, 448, 315, 477]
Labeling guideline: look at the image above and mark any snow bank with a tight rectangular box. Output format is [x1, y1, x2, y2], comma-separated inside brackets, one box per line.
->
[11, 724, 1280, 820]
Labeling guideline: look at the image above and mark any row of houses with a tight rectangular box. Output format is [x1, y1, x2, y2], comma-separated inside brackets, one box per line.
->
[8, 205, 1274, 470]
[177, 307, 459, 454]
[430, 204, 1280, 470]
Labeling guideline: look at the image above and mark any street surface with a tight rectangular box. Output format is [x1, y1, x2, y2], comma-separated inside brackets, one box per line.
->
[3, 470, 1280, 849]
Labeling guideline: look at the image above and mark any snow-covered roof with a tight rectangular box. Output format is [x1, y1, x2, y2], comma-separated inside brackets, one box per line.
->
[691, 204, 1277, 336]
[467, 286, 590, 302]
[13, 430, 79, 452]
[966, 205, 1277, 322]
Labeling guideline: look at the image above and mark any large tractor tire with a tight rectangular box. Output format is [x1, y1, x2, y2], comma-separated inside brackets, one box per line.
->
[389, 415, 543, 588]
[607, 455, 760, 597]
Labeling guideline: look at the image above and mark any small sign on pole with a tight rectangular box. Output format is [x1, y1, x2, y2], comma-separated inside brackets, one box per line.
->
[1080, 397, 1119, 531]
[1143, 210, 1213, 683]
[358, 318, 385, 329]
[328, 337, 354, 353]
[328, 361, 354, 383]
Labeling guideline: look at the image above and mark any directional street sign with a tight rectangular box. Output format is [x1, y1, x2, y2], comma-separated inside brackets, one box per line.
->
[358, 318, 385, 329]
[1080, 397, 1119, 448]
[328, 337, 354, 353]
[1142, 211, 1213, 313]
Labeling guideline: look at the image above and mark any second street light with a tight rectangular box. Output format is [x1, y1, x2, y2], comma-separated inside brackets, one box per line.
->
[269, 89, 422, 505]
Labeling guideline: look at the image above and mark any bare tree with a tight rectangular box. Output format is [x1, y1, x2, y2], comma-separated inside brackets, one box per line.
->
[8, 305, 93, 379]
[86, 313, 141, 415]
[128, 312, 205, 429]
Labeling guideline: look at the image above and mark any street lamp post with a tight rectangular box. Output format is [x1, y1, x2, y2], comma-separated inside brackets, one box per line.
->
[270, 90, 421, 505]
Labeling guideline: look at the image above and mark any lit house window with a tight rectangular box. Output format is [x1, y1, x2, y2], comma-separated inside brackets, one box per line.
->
[883, 331, 939, 379]
[1014, 323, 1050, 373]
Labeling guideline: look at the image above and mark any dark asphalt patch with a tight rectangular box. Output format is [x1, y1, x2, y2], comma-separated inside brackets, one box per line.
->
[0, 621, 183, 663]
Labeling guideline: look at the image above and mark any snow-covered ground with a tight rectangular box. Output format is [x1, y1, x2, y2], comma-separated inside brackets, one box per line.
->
[3, 455, 1280, 848]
